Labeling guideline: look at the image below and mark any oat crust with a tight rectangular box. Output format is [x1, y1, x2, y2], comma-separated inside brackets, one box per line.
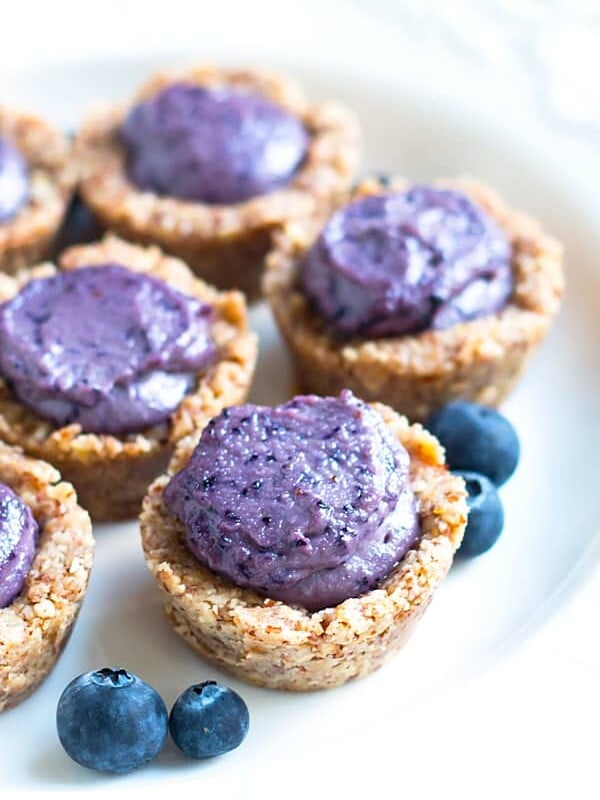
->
[0, 106, 74, 274]
[0, 441, 93, 711]
[75, 64, 360, 299]
[264, 177, 565, 421]
[0, 235, 257, 521]
[140, 403, 468, 691]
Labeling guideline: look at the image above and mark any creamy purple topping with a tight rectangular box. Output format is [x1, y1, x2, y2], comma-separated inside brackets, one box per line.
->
[165, 390, 420, 611]
[121, 83, 309, 205]
[0, 265, 216, 434]
[0, 482, 38, 608]
[0, 136, 29, 223]
[302, 186, 513, 338]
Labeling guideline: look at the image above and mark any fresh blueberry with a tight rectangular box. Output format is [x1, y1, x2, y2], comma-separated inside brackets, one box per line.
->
[352, 172, 391, 192]
[56, 667, 168, 773]
[373, 172, 392, 188]
[169, 681, 249, 759]
[51, 193, 104, 255]
[427, 402, 519, 486]
[454, 471, 504, 557]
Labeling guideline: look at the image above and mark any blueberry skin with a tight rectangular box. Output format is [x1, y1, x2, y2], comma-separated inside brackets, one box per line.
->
[56, 667, 168, 774]
[169, 681, 249, 759]
[427, 402, 519, 486]
[51, 193, 104, 256]
[454, 471, 504, 557]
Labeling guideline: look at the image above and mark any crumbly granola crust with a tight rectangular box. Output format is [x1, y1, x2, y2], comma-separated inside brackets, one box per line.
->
[0, 235, 257, 521]
[264, 176, 565, 421]
[0, 441, 93, 711]
[75, 65, 360, 300]
[140, 402, 467, 691]
[0, 107, 74, 274]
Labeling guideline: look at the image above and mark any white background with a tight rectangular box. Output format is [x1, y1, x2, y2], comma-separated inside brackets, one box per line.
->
[2, 2, 599, 798]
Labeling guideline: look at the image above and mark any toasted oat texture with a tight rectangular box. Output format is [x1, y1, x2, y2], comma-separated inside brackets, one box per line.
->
[0, 235, 257, 521]
[0, 441, 93, 711]
[75, 64, 360, 300]
[0, 106, 74, 274]
[264, 176, 565, 421]
[140, 402, 468, 691]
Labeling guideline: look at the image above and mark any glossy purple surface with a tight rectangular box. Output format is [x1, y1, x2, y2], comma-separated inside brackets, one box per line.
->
[165, 391, 420, 611]
[0, 482, 38, 608]
[302, 186, 513, 337]
[0, 265, 216, 434]
[121, 83, 308, 204]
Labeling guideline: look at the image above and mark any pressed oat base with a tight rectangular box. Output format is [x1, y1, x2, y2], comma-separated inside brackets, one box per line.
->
[75, 65, 360, 300]
[0, 107, 74, 274]
[0, 441, 93, 711]
[0, 235, 257, 521]
[264, 176, 565, 421]
[140, 403, 468, 692]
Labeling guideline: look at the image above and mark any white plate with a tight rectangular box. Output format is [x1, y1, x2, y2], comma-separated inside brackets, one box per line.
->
[1, 54, 599, 796]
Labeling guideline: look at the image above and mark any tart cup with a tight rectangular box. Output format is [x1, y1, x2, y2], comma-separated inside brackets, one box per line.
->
[140, 402, 467, 692]
[0, 235, 258, 521]
[0, 441, 93, 711]
[0, 106, 74, 274]
[264, 176, 565, 421]
[75, 64, 360, 300]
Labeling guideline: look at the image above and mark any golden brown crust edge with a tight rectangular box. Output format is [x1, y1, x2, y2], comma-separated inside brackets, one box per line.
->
[0, 441, 93, 711]
[140, 402, 468, 692]
[0, 107, 74, 274]
[0, 235, 258, 521]
[75, 64, 361, 299]
[264, 176, 565, 421]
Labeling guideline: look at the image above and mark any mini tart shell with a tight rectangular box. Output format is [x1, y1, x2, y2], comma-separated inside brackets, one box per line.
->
[0, 106, 74, 274]
[264, 177, 565, 421]
[0, 235, 257, 521]
[75, 64, 360, 300]
[0, 441, 93, 711]
[140, 402, 468, 692]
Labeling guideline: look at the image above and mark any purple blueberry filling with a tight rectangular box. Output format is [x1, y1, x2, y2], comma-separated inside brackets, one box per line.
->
[0, 482, 38, 608]
[0, 136, 29, 223]
[0, 264, 216, 435]
[164, 390, 420, 611]
[121, 83, 309, 205]
[302, 186, 513, 338]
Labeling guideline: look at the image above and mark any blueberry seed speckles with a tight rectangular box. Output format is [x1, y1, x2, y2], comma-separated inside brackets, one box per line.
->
[237, 562, 251, 579]
[164, 392, 420, 611]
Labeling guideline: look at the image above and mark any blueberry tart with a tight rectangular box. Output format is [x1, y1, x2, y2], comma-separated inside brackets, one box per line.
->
[140, 390, 467, 691]
[0, 106, 74, 273]
[0, 235, 257, 521]
[264, 176, 564, 420]
[0, 441, 93, 711]
[75, 64, 360, 299]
